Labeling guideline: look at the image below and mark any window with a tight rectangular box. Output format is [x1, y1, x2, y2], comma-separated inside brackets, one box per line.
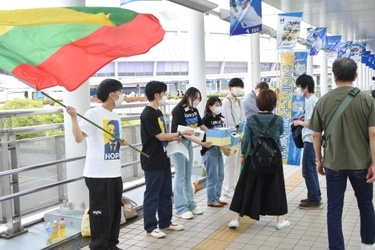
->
[223, 62, 247, 74]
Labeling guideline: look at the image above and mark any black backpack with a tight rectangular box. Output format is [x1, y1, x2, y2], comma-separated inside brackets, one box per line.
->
[249, 115, 282, 175]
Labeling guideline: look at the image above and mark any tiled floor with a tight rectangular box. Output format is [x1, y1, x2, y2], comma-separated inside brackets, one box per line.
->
[79, 164, 370, 250]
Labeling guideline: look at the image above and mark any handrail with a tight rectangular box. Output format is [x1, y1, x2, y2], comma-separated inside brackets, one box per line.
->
[0, 156, 85, 177]
[0, 177, 83, 202]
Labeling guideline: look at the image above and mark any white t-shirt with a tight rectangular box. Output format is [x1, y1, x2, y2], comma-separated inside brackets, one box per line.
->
[302, 95, 318, 143]
[79, 106, 122, 178]
[237, 4, 261, 28]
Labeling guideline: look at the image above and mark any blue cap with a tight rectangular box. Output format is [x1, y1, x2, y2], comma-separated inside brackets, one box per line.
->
[313, 32, 319, 37]
[238, 0, 247, 4]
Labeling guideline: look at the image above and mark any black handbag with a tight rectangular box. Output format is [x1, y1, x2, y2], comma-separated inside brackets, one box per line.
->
[291, 124, 304, 148]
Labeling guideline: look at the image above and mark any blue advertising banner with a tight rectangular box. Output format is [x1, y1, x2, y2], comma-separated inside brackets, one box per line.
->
[338, 41, 352, 58]
[230, 0, 262, 36]
[306, 27, 326, 56]
[325, 36, 341, 59]
[294, 51, 308, 77]
[351, 43, 366, 62]
[276, 12, 303, 50]
[279, 51, 307, 166]
[362, 51, 370, 64]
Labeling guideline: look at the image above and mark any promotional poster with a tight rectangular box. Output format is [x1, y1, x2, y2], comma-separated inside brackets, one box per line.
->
[276, 12, 303, 50]
[306, 27, 326, 56]
[230, 0, 262, 36]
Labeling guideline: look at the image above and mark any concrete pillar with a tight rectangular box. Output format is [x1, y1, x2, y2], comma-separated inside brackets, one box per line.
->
[59, 0, 89, 211]
[307, 55, 313, 76]
[188, 9, 206, 166]
[320, 51, 329, 95]
[188, 9, 206, 115]
[246, 33, 260, 93]
[355, 62, 361, 88]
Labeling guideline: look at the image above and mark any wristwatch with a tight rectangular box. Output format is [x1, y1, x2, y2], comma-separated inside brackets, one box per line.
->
[177, 131, 182, 138]
[315, 159, 321, 163]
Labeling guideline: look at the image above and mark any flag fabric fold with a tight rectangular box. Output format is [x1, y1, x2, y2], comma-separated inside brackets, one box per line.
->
[0, 7, 165, 91]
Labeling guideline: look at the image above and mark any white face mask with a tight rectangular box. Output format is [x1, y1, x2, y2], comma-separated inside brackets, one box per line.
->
[296, 87, 302, 96]
[192, 100, 200, 108]
[212, 106, 222, 115]
[232, 88, 243, 97]
[113, 93, 124, 107]
[158, 95, 167, 106]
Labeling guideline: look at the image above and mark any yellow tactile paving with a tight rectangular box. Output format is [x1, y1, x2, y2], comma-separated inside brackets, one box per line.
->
[192, 169, 304, 250]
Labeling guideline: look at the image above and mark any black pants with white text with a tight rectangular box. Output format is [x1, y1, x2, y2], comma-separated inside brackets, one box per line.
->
[85, 177, 123, 250]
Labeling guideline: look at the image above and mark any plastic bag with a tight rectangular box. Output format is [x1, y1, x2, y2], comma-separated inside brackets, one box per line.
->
[81, 207, 91, 237]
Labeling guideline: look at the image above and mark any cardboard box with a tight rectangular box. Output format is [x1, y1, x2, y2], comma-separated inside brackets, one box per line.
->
[238, 121, 246, 134]
[230, 133, 241, 146]
[206, 128, 231, 146]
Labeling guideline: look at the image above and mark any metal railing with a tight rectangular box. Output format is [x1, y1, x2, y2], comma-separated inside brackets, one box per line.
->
[0, 101, 177, 238]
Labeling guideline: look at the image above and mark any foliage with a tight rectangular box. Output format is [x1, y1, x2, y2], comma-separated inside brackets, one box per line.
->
[0, 98, 64, 139]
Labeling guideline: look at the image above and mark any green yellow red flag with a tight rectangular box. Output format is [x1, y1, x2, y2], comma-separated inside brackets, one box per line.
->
[0, 7, 165, 91]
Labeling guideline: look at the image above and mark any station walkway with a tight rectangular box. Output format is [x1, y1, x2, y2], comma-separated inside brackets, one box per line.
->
[80, 164, 366, 250]
[0, 164, 370, 250]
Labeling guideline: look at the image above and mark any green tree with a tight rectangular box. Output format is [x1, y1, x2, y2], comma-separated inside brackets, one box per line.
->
[1, 98, 64, 139]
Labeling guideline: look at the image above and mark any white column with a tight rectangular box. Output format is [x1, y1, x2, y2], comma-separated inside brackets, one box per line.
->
[307, 55, 313, 76]
[320, 51, 329, 95]
[59, 0, 89, 211]
[355, 62, 361, 88]
[188, 9, 206, 115]
[246, 33, 260, 94]
[188, 9, 206, 166]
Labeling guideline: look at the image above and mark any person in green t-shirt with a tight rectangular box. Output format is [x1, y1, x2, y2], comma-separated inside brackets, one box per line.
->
[309, 57, 375, 250]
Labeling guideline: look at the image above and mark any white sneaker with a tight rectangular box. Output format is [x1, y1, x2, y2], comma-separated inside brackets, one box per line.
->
[276, 220, 290, 230]
[148, 229, 166, 238]
[176, 211, 193, 219]
[361, 243, 375, 250]
[223, 190, 234, 198]
[166, 223, 184, 231]
[228, 219, 239, 228]
[191, 206, 203, 215]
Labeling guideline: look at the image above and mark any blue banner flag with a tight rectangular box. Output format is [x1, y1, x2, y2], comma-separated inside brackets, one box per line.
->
[338, 41, 352, 58]
[325, 36, 341, 59]
[306, 27, 326, 56]
[276, 12, 303, 50]
[362, 51, 370, 64]
[230, 0, 262, 36]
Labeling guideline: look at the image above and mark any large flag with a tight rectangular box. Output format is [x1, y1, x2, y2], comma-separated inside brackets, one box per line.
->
[230, 0, 262, 36]
[325, 36, 341, 59]
[306, 27, 326, 56]
[0, 7, 165, 91]
[276, 12, 303, 50]
[338, 41, 352, 58]
[279, 51, 307, 166]
[350, 42, 366, 62]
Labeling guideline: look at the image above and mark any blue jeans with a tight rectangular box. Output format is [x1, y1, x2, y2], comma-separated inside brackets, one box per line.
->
[143, 168, 173, 232]
[325, 168, 375, 250]
[171, 139, 196, 215]
[302, 142, 321, 203]
[202, 146, 224, 204]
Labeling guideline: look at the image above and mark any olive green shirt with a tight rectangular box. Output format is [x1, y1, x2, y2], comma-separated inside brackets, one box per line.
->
[309, 86, 375, 170]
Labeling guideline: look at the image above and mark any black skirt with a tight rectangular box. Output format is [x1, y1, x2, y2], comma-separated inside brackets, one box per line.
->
[229, 157, 288, 221]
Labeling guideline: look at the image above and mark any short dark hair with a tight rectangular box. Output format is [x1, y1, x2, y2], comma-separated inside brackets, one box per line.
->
[332, 58, 357, 82]
[204, 96, 222, 117]
[256, 89, 277, 112]
[256, 81, 269, 90]
[145, 81, 167, 101]
[97, 79, 122, 102]
[295, 74, 315, 93]
[372, 76, 375, 81]
[228, 78, 244, 88]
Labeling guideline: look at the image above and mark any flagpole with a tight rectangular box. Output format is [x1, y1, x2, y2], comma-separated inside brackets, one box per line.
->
[41, 91, 149, 158]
